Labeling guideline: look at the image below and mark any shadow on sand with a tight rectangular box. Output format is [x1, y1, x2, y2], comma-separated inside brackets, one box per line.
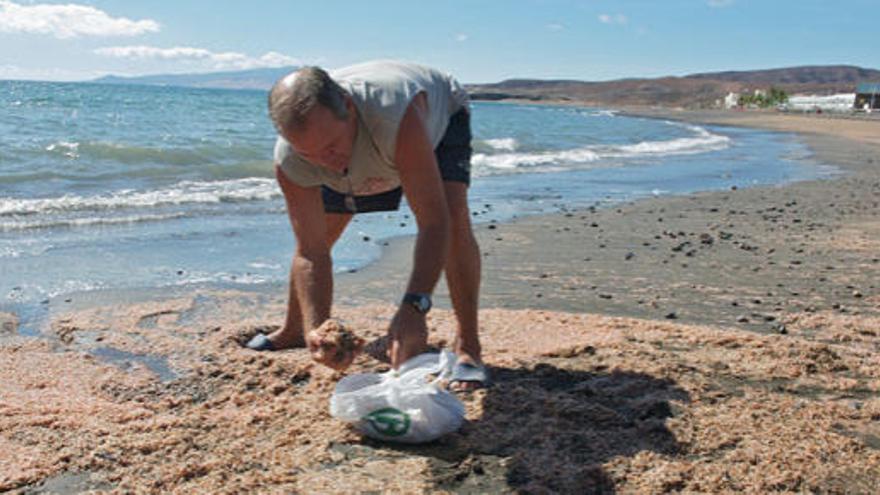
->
[345, 355, 689, 494]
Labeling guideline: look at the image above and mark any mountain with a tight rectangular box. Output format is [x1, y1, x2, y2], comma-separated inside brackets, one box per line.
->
[686, 65, 880, 85]
[91, 66, 297, 91]
[466, 65, 880, 108]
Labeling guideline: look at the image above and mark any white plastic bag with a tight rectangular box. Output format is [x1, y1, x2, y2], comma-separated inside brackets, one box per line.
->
[330, 350, 465, 444]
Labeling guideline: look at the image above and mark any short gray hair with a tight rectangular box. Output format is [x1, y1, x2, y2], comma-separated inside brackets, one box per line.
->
[268, 66, 349, 132]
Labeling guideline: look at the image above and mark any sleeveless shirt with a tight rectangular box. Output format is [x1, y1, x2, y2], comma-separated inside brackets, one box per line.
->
[274, 60, 469, 195]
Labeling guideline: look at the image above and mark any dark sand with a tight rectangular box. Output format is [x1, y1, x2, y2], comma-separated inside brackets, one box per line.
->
[2, 111, 879, 493]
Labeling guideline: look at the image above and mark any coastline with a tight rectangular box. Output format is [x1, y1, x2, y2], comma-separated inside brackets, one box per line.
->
[3, 109, 880, 492]
[347, 109, 879, 328]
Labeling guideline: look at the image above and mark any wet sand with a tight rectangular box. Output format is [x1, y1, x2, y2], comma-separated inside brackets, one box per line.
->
[2, 111, 880, 493]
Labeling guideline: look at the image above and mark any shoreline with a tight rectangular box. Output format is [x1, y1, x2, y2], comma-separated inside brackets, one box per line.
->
[2, 110, 837, 329]
[3, 108, 880, 492]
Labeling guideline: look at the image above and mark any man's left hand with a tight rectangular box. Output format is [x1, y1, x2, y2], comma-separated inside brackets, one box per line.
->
[387, 307, 428, 368]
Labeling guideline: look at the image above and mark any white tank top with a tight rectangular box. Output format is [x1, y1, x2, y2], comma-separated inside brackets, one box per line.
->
[274, 60, 469, 195]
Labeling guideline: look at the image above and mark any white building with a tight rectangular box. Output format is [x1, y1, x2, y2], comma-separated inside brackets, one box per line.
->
[781, 93, 856, 113]
[723, 92, 740, 109]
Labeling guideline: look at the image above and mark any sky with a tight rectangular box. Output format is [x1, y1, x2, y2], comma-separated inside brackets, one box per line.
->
[0, 0, 876, 84]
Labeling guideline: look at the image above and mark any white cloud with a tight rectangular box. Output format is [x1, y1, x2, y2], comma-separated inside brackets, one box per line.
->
[707, 0, 734, 7]
[547, 23, 565, 31]
[455, 33, 468, 42]
[0, 1, 159, 39]
[598, 13, 628, 25]
[93, 45, 301, 70]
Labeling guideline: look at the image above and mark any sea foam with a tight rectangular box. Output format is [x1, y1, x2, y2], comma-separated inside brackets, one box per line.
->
[472, 124, 730, 174]
[0, 178, 279, 217]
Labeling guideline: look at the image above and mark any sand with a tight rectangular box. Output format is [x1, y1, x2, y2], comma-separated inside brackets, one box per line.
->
[2, 110, 880, 493]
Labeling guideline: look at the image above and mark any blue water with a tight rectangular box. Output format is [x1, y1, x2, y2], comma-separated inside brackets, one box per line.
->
[0, 80, 836, 308]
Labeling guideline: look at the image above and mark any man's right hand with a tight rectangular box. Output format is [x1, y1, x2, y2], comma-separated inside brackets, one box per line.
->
[307, 331, 354, 370]
[307, 319, 365, 371]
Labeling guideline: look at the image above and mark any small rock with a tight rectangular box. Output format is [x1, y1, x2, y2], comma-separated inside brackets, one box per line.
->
[665, 312, 677, 320]
[736, 315, 749, 323]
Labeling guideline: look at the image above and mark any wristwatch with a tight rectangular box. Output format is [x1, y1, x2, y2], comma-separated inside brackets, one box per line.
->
[402, 292, 432, 314]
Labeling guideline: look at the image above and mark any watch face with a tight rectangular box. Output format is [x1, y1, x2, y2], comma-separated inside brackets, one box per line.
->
[416, 295, 430, 312]
[405, 293, 431, 313]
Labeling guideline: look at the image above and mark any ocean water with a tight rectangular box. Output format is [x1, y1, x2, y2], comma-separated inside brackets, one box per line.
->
[0, 80, 837, 310]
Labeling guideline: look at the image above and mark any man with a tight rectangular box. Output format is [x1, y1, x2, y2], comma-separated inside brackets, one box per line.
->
[247, 60, 487, 390]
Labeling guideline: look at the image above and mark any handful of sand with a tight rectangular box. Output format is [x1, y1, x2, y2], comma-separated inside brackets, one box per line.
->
[308, 319, 365, 371]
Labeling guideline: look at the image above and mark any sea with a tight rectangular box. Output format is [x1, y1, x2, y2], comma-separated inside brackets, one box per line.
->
[0, 80, 838, 324]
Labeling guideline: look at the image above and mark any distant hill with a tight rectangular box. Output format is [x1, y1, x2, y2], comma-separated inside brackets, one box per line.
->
[89, 64, 880, 106]
[91, 66, 297, 91]
[467, 65, 880, 108]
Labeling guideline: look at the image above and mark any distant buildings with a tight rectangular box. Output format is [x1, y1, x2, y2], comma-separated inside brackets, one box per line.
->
[855, 83, 880, 111]
[782, 94, 856, 113]
[719, 82, 879, 113]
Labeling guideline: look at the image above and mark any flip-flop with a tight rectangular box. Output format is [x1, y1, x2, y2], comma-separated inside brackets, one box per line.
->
[450, 360, 492, 389]
[245, 333, 276, 351]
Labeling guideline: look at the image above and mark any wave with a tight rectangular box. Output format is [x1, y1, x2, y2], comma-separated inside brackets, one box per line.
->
[43, 140, 265, 165]
[473, 124, 730, 173]
[0, 178, 280, 217]
[482, 138, 518, 151]
[0, 212, 188, 232]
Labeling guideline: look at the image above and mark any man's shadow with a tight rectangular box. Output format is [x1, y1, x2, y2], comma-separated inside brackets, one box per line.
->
[357, 343, 690, 494]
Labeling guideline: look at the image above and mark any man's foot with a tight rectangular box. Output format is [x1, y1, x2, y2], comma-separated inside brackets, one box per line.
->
[245, 328, 305, 352]
[450, 353, 490, 392]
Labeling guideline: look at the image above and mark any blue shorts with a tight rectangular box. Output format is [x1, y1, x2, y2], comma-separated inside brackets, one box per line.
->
[322, 108, 472, 214]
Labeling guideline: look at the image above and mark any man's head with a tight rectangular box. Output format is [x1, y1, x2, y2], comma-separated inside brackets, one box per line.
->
[268, 67, 357, 173]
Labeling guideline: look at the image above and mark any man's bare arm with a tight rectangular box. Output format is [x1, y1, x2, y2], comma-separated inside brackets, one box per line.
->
[395, 92, 450, 296]
[275, 165, 333, 330]
[387, 93, 449, 367]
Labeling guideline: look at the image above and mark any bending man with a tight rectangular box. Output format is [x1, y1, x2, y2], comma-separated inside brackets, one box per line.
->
[248, 60, 487, 389]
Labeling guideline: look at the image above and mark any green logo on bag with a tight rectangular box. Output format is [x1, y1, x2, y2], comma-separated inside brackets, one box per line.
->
[364, 407, 411, 437]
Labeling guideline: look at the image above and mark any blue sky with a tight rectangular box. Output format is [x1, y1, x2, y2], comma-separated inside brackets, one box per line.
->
[0, 0, 876, 83]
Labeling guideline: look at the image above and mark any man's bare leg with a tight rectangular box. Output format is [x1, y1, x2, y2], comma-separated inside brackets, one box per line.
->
[267, 212, 352, 349]
[442, 182, 483, 390]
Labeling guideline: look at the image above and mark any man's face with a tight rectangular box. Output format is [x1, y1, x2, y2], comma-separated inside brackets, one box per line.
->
[286, 99, 357, 174]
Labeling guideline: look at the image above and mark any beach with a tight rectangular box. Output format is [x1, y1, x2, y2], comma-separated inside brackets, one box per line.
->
[2, 110, 880, 493]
